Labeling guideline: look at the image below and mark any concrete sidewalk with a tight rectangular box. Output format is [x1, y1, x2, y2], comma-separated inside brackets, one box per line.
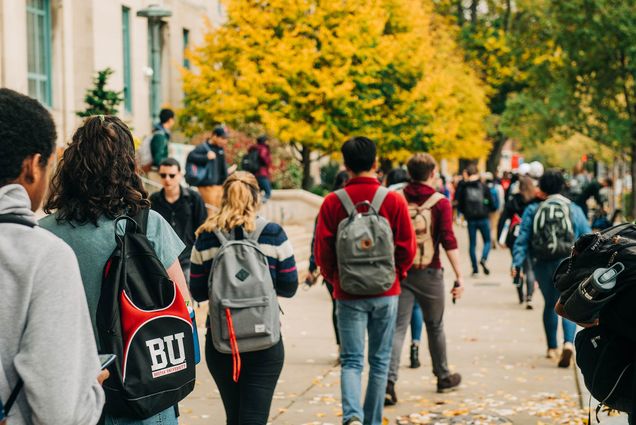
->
[179, 227, 609, 425]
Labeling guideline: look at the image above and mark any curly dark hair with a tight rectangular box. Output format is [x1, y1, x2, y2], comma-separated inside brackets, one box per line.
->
[44, 115, 150, 224]
[0, 88, 56, 185]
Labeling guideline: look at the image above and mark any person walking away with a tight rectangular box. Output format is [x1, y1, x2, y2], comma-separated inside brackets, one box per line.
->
[186, 126, 230, 210]
[497, 175, 540, 309]
[455, 164, 495, 277]
[41, 116, 191, 425]
[315, 137, 416, 425]
[150, 157, 208, 283]
[247, 135, 273, 203]
[0, 88, 107, 425]
[385, 168, 424, 370]
[486, 173, 504, 249]
[305, 171, 351, 350]
[149, 108, 175, 174]
[190, 172, 298, 425]
[385, 153, 464, 406]
[575, 177, 612, 218]
[512, 169, 591, 367]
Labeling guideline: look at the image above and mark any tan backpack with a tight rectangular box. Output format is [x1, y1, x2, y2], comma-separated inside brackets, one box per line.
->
[400, 191, 445, 268]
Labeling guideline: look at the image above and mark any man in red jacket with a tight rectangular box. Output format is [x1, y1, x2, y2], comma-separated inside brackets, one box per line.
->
[385, 153, 464, 406]
[249, 135, 273, 202]
[315, 137, 416, 425]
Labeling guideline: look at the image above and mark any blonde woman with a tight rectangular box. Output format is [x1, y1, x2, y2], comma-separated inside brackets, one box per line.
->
[189, 172, 298, 425]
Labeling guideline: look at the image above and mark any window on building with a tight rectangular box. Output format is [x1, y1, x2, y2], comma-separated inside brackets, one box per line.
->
[122, 7, 132, 113]
[26, 0, 52, 106]
[182, 28, 190, 69]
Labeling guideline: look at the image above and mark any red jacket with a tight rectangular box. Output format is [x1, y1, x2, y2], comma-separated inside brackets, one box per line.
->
[403, 182, 458, 269]
[249, 144, 272, 178]
[314, 177, 416, 300]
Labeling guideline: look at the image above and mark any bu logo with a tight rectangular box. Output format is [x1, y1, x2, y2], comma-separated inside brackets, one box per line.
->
[146, 332, 188, 378]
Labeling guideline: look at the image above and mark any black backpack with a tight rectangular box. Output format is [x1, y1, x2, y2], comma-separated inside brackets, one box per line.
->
[97, 209, 196, 419]
[463, 184, 489, 219]
[241, 149, 260, 174]
[553, 223, 636, 416]
[530, 196, 575, 261]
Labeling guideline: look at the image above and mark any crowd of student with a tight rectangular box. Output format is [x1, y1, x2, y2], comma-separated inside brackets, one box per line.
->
[0, 87, 616, 425]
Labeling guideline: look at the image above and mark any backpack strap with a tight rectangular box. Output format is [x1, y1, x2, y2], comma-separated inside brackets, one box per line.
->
[127, 208, 149, 234]
[335, 189, 356, 216]
[248, 217, 269, 243]
[2, 378, 23, 417]
[370, 186, 390, 214]
[0, 214, 36, 228]
[421, 192, 445, 210]
[213, 229, 229, 245]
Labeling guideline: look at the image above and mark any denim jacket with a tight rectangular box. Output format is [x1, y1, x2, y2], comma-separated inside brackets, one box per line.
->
[512, 195, 592, 268]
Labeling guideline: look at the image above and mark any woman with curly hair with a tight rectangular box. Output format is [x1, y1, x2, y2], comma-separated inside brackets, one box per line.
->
[40, 115, 189, 425]
[189, 172, 298, 425]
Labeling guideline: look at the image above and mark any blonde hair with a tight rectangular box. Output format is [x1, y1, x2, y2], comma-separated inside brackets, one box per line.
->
[196, 171, 260, 236]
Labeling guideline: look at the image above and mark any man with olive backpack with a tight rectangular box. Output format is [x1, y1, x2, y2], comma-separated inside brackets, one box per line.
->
[315, 137, 416, 425]
[385, 153, 464, 406]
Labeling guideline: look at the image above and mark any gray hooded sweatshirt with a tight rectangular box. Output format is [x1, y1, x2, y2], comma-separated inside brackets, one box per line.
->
[0, 184, 104, 424]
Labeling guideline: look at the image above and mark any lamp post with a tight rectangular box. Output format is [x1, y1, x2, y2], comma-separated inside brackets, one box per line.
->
[137, 4, 172, 125]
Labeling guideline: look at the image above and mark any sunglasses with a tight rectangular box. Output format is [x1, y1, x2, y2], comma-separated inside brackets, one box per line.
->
[159, 173, 177, 179]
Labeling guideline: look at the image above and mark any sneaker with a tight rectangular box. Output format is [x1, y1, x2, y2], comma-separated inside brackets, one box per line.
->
[384, 380, 397, 406]
[346, 418, 363, 425]
[480, 259, 490, 275]
[558, 343, 574, 368]
[546, 348, 559, 360]
[471, 271, 479, 278]
[525, 296, 533, 310]
[437, 373, 461, 393]
[409, 343, 421, 369]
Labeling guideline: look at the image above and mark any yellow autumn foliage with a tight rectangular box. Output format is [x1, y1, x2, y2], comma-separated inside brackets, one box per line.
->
[181, 0, 489, 161]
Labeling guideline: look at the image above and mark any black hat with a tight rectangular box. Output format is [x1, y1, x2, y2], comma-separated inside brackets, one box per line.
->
[212, 125, 228, 138]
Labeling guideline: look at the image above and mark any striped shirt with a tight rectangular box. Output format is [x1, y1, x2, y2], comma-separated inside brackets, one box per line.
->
[190, 221, 298, 303]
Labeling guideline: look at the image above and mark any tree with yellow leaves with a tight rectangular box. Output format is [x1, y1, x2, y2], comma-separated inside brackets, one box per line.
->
[181, 0, 489, 188]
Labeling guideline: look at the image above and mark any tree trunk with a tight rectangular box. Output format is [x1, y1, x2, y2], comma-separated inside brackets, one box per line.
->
[457, 0, 465, 26]
[631, 143, 636, 219]
[470, 0, 478, 25]
[486, 132, 507, 174]
[301, 144, 313, 190]
[503, 0, 512, 32]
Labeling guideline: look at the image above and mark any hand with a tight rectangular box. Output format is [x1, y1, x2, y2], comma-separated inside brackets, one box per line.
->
[511, 267, 522, 279]
[228, 164, 238, 174]
[304, 272, 318, 287]
[207, 151, 217, 160]
[97, 369, 110, 386]
[451, 279, 464, 301]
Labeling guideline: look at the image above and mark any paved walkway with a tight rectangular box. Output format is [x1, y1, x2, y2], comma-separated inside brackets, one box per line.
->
[179, 226, 612, 424]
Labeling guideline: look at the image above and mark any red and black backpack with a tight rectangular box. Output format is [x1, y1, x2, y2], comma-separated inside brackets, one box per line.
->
[97, 209, 195, 419]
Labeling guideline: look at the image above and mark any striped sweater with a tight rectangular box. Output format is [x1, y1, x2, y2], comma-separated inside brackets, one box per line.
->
[190, 221, 299, 304]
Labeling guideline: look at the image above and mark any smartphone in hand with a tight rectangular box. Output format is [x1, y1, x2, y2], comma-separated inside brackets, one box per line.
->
[99, 354, 117, 370]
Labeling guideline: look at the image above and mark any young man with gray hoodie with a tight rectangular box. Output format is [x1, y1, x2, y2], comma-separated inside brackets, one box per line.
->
[0, 89, 106, 424]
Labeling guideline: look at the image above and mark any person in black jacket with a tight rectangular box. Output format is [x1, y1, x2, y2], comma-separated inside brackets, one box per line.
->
[151, 158, 208, 283]
[455, 164, 495, 277]
[188, 126, 230, 209]
[497, 175, 539, 308]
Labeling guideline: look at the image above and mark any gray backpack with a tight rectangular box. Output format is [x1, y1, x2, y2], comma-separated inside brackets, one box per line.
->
[335, 187, 396, 295]
[209, 217, 280, 361]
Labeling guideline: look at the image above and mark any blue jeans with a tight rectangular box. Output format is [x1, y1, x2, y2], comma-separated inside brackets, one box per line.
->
[467, 218, 491, 273]
[256, 176, 272, 201]
[337, 296, 398, 425]
[410, 302, 423, 343]
[533, 258, 576, 349]
[105, 407, 177, 425]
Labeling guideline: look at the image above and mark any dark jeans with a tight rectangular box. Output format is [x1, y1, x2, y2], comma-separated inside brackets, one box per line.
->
[467, 218, 491, 273]
[324, 281, 340, 345]
[389, 268, 450, 383]
[532, 259, 576, 349]
[205, 331, 284, 425]
[256, 176, 272, 201]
